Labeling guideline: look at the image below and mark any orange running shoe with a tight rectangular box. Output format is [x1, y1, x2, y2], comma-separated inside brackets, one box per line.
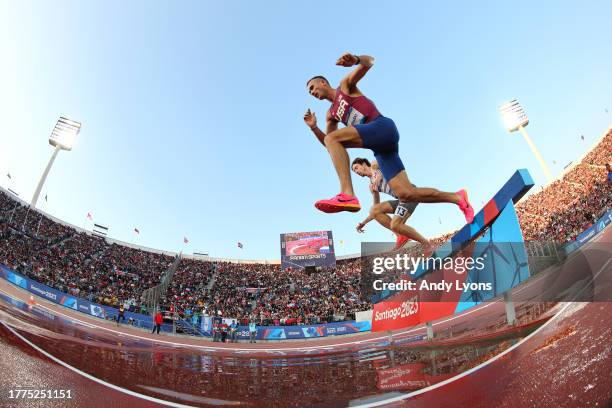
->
[315, 193, 361, 213]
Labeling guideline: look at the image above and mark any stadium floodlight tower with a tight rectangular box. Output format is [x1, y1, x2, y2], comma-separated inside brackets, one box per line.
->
[31, 117, 82, 208]
[499, 99, 553, 183]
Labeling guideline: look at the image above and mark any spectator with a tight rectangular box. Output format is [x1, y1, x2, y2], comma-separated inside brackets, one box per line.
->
[152, 310, 162, 334]
[230, 320, 238, 343]
[249, 319, 257, 343]
[116, 303, 126, 326]
[221, 321, 229, 343]
[212, 321, 221, 342]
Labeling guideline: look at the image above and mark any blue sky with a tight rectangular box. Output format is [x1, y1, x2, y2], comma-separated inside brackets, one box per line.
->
[1, 1, 610, 259]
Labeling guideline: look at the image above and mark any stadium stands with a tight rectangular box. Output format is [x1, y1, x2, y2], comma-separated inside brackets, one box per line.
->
[0, 129, 610, 324]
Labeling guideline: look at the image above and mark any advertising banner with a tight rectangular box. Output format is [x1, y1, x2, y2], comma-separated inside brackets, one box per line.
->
[234, 320, 371, 340]
[565, 209, 612, 253]
[0, 265, 153, 328]
[1, 264, 371, 340]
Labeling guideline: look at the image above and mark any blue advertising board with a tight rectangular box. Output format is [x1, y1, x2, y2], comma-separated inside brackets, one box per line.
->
[0, 265, 156, 329]
[564, 209, 612, 253]
[0, 264, 371, 340]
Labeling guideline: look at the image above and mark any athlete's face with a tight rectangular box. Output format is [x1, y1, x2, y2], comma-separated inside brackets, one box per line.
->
[352, 163, 369, 177]
[307, 79, 326, 100]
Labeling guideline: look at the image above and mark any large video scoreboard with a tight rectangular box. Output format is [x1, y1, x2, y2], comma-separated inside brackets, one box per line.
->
[280, 230, 336, 270]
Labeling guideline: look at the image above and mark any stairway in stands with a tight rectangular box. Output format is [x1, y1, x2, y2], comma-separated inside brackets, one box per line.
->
[206, 264, 218, 291]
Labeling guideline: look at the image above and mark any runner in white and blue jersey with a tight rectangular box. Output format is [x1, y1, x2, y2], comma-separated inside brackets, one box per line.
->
[351, 157, 430, 250]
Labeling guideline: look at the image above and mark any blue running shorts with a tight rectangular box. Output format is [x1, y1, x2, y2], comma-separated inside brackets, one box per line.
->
[354, 116, 405, 182]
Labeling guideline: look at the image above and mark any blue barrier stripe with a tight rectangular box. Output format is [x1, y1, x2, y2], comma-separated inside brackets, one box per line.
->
[451, 169, 533, 247]
[409, 169, 533, 281]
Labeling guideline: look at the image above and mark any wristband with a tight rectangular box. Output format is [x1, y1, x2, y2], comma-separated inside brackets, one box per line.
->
[354, 55, 361, 65]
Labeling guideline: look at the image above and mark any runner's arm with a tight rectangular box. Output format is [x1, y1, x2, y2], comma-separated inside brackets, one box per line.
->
[370, 184, 381, 205]
[305, 109, 329, 146]
[337, 53, 375, 91]
[310, 111, 338, 146]
[325, 110, 338, 136]
[310, 127, 326, 146]
[304, 109, 338, 146]
[357, 190, 380, 232]
[357, 211, 375, 233]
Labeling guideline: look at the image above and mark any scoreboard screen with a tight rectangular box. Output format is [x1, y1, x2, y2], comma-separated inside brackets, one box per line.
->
[280, 230, 336, 270]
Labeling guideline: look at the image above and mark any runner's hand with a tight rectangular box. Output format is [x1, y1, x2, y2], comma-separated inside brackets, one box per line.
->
[303, 109, 317, 129]
[356, 222, 366, 233]
[336, 52, 358, 67]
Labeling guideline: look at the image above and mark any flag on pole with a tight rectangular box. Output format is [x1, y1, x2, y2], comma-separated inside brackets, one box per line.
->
[237, 242, 243, 249]
[134, 228, 140, 234]
[86, 212, 93, 221]
[184, 236, 189, 244]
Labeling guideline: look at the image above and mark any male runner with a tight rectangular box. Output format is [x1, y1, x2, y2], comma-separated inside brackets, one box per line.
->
[303, 52, 474, 224]
[351, 157, 428, 250]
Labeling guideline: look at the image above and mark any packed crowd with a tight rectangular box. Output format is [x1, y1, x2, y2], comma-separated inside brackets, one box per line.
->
[0, 130, 610, 324]
[162, 258, 215, 315]
[188, 257, 374, 325]
[0, 192, 175, 311]
[250, 258, 369, 325]
[516, 130, 611, 242]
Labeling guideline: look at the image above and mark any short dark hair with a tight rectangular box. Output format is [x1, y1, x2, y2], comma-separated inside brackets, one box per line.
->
[306, 75, 329, 87]
[352, 157, 371, 168]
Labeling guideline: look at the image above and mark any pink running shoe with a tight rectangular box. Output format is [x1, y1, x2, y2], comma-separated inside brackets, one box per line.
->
[456, 189, 474, 223]
[315, 193, 361, 213]
[394, 234, 410, 250]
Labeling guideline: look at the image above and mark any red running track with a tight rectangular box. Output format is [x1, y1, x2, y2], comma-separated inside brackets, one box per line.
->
[0, 227, 610, 407]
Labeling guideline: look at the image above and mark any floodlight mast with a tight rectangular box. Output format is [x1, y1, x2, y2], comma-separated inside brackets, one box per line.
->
[31, 117, 81, 208]
[499, 99, 552, 182]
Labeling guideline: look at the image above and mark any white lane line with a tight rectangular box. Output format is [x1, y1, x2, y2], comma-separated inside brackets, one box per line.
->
[1, 320, 199, 408]
[12, 230, 595, 354]
[0, 286, 497, 352]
